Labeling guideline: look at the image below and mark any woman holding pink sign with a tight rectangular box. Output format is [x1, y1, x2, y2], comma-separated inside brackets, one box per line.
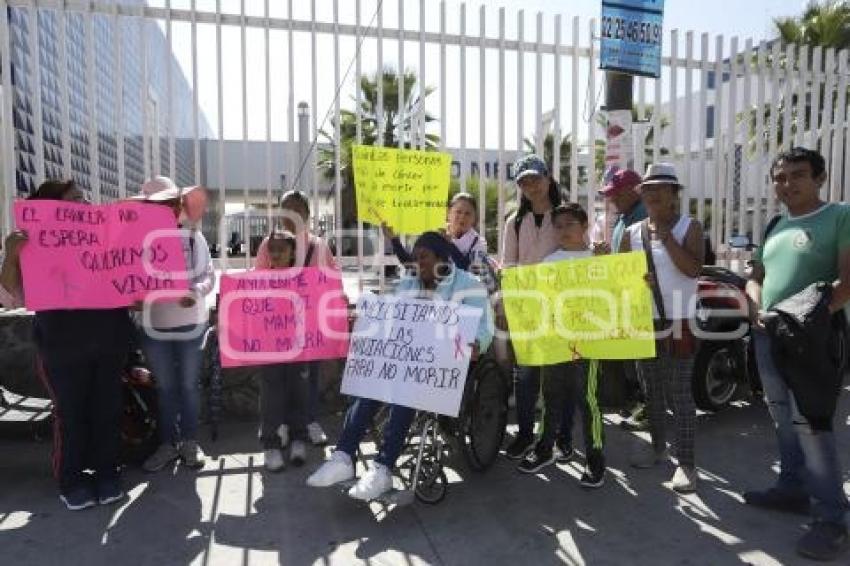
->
[134, 177, 215, 474]
[252, 229, 312, 472]
[0, 179, 132, 511]
[255, 190, 339, 449]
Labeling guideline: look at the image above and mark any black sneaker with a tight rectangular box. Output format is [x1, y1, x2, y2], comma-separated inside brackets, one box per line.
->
[517, 446, 555, 474]
[505, 435, 535, 461]
[96, 478, 125, 506]
[797, 521, 849, 561]
[743, 487, 810, 515]
[555, 440, 574, 464]
[579, 466, 606, 489]
[59, 486, 97, 511]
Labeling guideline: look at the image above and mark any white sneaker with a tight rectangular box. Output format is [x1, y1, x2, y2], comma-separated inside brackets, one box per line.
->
[264, 448, 285, 472]
[670, 466, 698, 493]
[348, 462, 393, 501]
[289, 440, 307, 467]
[179, 440, 206, 469]
[307, 422, 328, 446]
[306, 450, 354, 487]
[277, 424, 290, 448]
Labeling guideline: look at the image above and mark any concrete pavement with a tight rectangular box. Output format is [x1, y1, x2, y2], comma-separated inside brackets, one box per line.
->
[2, 389, 850, 565]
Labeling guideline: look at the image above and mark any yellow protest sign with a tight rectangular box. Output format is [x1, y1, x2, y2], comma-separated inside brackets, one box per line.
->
[500, 251, 656, 365]
[353, 145, 452, 234]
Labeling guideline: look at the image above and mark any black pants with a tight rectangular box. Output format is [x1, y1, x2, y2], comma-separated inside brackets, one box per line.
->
[541, 360, 605, 471]
[258, 363, 309, 449]
[40, 351, 126, 494]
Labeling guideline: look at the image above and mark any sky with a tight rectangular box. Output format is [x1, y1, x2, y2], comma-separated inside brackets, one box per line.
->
[147, 0, 808, 151]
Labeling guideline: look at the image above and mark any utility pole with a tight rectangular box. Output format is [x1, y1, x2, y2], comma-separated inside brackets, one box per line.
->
[603, 71, 634, 173]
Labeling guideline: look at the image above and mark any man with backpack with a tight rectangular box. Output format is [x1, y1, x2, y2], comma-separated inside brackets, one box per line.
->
[744, 147, 850, 562]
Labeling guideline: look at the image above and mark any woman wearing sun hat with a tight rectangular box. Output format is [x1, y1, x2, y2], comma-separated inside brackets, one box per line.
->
[133, 176, 216, 473]
[618, 163, 704, 493]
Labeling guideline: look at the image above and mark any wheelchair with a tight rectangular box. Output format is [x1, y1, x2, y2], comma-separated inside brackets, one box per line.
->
[358, 350, 509, 505]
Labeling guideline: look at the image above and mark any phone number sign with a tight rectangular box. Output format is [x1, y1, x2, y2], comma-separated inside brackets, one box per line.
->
[600, 0, 665, 78]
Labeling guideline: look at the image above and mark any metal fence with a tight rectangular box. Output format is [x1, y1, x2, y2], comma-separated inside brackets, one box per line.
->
[1, 0, 849, 270]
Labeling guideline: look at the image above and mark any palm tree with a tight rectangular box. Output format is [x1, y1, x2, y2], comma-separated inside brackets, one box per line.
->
[318, 68, 440, 239]
[774, 1, 850, 51]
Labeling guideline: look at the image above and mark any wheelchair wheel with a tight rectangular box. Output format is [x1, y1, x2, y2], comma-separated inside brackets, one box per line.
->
[410, 459, 448, 504]
[459, 355, 509, 472]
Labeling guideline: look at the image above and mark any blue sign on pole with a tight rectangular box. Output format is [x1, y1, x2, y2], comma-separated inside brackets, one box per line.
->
[600, 0, 665, 78]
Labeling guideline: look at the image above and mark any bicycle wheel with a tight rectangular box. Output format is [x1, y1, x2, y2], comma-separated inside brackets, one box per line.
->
[460, 356, 509, 471]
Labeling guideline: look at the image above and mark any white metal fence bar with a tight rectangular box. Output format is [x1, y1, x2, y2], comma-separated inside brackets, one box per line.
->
[711, 35, 724, 250]
[569, 15, 577, 203]
[84, 1, 98, 201]
[833, 51, 849, 203]
[139, 8, 148, 182]
[418, 0, 425, 150]
[497, 7, 505, 247]
[333, 0, 342, 257]
[114, 1, 126, 198]
[165, 0, 174, 181]
[478, 4, 485, 237]
[553, 14, 561, 186]
[724, 36, 739, 245]
[669, 29, 679, 206]
[0, 0, 14, 234]
[696, 32, 708, 226]
[215, 0, 226, 264]
[240, 0, 249, 268]
[753, 40, 767, 241]
[459, 3, 466, 194]
[309, 0, 318, 226]
[681, 31, 700, 221]
[191, 0, 199, 187]
[739, 38, 753, 236]
[263, 0, 271, 227]
[534, 12, 542, 157]
[355, 0, 364, 293]
[764, 40, 781, 227]
[810, 46, 822, 149]
[28, 2, 44, 184]
[586, 18, 597, 215]
[58, 2, 71, 179]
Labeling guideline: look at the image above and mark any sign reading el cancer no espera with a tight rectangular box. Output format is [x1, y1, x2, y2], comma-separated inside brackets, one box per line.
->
[340, 294, 483, 418]
[14, 200, 188, 311]
[217, 268, 350, 368]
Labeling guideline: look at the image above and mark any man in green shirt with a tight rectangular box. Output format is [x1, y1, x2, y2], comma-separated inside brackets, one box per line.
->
[745, 147, 850, 562]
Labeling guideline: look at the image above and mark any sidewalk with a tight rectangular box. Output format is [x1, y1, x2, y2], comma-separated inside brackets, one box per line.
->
[2, 390, 849, 565]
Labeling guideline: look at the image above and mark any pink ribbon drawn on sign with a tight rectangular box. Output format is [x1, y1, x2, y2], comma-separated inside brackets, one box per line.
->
[453, 333, 465, 360]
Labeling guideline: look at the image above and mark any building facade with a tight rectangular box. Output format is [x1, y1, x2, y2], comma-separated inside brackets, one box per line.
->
[5, 1, 212, 201]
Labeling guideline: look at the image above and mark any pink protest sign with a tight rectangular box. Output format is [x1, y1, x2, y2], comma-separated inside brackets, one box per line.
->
[218, 267, 350, 368]
[14, 200, 189, 311]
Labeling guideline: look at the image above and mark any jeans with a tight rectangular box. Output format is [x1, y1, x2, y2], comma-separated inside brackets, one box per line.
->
[143, 324, 207, 444]
[259, 363, 309, 448]
[516, 365, 576, 443]
[754, 330, 849, 525]
[335, 398, 416, 469]
[40, 350, 125, 493]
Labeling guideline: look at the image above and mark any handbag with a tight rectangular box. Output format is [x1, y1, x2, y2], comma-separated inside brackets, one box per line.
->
[640, 220, 697, 359]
